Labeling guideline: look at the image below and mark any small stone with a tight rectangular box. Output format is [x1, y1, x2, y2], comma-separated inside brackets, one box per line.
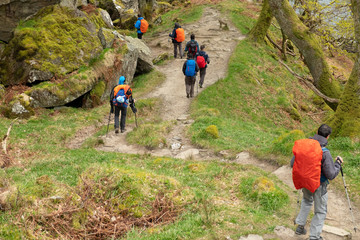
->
[171, 142, 181, 150]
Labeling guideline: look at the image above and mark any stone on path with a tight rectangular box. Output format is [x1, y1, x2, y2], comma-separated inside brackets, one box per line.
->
[272, 165, 294, 189]
[239, 234, 263, 240]
[175, 149, 199, 159]
[274, 226, 295, 237]
[322, 225, 352, 240]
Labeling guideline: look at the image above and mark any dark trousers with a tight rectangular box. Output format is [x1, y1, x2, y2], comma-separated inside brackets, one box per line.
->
[137, 32, 143, 39]
[173, 42, 183, 58]
[114, 105, 127, 130]
[185, 76, 196, 97]
[199, 68, 206, 86]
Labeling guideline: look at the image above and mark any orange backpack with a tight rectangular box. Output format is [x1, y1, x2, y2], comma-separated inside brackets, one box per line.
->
[292, 139, 323, 193]
[140, 19, 149, 33]
[175, 28, 185, 42]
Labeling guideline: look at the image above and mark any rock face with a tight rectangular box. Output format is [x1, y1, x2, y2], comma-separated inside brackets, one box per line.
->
[0, 0, 157, 118]
[0, 0, 89, 43]
[27, 36, 153, 108]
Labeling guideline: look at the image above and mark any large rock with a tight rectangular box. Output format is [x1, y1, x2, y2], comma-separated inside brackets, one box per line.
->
[0, 0, 87, 43]
[26, 36, 153, 108]
[0, 5, 107, 86]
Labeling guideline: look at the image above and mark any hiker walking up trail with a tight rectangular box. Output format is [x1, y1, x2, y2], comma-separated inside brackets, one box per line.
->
[182, 53, 199, 98]
[185, 34, 199, 58]
[169, 23, 185, 59]
[134, 14, 148, 39]
[195, 45, 210, 88]
[110, 76, 136, 133]
[291, 124, 343, 240]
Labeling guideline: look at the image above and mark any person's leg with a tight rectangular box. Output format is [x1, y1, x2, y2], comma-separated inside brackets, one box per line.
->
[199, 68, 206, 87]
[173, 43, 178, 58]
[137, 32, 143, 39]
[120, 106, 127, 132]
[185, 77, 191, 98]
[309, 183, 328, 240]
[190, 77, 196, 97]
[296, 188, 314, 226]
[114, 106, 120, 133]
[179, 42, 183, 58]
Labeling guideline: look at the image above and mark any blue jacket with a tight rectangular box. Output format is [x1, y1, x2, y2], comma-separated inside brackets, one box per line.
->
[135, 17, 144, 34]
[196, 50, 210, 68]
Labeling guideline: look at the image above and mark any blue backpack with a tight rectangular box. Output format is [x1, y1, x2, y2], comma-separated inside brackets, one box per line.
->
[112, 86, 129, 107]
[185, 59, 196, 77]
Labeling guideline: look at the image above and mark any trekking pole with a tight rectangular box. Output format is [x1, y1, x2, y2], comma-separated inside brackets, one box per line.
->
[340, 166, 357, 232]
[106, 107, 112, 137]
[134, 112, 138, 128]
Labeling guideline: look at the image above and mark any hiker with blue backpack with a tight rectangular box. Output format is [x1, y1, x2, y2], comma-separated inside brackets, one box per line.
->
[182, 53, 199, 98]
[291, 124, 343, 240]
[184, 34, 200, 59]
[134, 14, 148, 39]
[195, 45, 210, 88]
[169, 22, 185, 58]
[109, 76, 137, 133]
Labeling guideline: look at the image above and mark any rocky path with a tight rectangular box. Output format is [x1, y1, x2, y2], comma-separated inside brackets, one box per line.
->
[93, 7, 359, 240]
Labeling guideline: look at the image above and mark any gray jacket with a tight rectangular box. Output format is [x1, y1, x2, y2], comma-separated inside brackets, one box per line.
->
[290, 134, 341, 182]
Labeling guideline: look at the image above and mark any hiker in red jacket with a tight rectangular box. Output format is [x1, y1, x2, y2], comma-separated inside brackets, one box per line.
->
[195, 45, 210, 88]
[291, 124, 343, 240]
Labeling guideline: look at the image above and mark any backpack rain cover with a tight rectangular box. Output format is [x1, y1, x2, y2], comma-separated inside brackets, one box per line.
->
[292, 139, 323, 193]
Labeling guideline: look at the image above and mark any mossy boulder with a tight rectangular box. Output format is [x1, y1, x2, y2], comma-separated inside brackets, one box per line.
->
[0, 5, 106, 86]
[26, 37, 153, 108]
[1, 93, 35, 119]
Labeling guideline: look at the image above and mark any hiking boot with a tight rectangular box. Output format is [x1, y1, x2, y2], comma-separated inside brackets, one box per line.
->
[187, 93, 189, 98]
[121, 129, 126, 133]
[115, 128, 119, 134]
[200, 84, 203, 88]
[309, 237, 323, 240]
[295, 225, 307, 235]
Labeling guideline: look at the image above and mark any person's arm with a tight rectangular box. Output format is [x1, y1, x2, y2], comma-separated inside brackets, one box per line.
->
[182, 61, 187, 75]
[195, 62, 199, 72]
[290, 156, 295, 167]
[184, 41, 189, 52]
[206, 53, 210, 64]
[196, 42, 200, 52]
[169, 28, 176, 38]
[322, 151, 342, 180]
[135, 20, 140, 30]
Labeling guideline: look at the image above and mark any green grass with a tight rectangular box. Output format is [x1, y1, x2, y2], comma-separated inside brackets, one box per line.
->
[149, 5, 205, 36]
[1, 0, 359, 238]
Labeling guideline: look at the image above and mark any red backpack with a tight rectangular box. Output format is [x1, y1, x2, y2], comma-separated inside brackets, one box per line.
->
[292, 139, 323, 193]
[196, 55, 206, 68]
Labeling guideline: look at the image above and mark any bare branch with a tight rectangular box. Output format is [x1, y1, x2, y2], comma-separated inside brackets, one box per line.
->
[279, 60, 340, 103]
[2, 118, 18, 155]
[266, 34, 296, 56]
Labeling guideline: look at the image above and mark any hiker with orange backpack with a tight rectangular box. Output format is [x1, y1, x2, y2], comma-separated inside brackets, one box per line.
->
[291, 124, 343, 240]
[169, 22, 185, 58]
[109, 76, 136, 133]
[184, 34, 199, 58]
[195, 45, 210, 88]
[134, 14, 148, 39]
[182, 52, 199, 98]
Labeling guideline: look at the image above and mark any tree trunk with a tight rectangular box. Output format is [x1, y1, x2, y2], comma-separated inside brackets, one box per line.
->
[330, 0, 360, 137]
[268, 0, 341, 110]
[249, 0, 273, 42]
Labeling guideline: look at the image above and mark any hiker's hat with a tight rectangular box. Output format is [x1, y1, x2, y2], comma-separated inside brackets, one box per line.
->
[119, 76, 125, 85]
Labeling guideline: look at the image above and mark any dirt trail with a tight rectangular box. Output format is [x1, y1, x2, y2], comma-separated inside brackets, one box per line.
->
[93, 7, 359, 240]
